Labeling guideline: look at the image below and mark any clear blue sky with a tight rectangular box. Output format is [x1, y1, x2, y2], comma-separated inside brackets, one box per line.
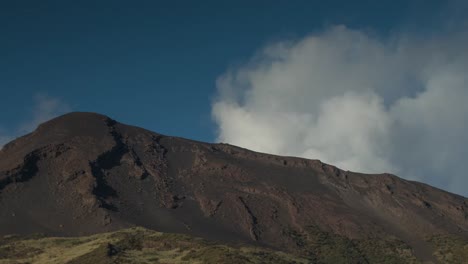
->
[0, 0, 457, 142]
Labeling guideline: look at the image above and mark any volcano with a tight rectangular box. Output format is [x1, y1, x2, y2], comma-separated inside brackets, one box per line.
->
[0, 112, 467, 263]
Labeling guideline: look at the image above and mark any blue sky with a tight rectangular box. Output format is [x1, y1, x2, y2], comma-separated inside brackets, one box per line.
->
[0, 0, 454, 142]
[1, 1, 468, 195]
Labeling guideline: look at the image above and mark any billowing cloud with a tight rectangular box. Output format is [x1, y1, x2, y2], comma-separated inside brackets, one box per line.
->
[212, 26, 468, 196]
[0, 94, 70, 149]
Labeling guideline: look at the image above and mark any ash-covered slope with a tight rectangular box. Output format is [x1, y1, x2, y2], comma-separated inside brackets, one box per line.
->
[0, 112, 467, 261]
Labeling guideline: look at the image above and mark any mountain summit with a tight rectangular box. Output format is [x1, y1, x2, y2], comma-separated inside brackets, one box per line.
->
[0, 112, 467, 262]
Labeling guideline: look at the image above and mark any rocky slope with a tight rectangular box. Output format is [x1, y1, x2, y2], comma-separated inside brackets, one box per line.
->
[0, 112, 467, 263]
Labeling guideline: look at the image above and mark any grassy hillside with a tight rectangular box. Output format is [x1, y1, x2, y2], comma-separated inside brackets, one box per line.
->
[284, 226, 420, 264]
[0, 227, 466, 263]
[0, 227, 307, 264]
[428, 234, 468, 263]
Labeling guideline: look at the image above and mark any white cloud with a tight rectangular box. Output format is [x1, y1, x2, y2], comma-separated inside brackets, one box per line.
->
[0, 94, 70, 149]
[212, 26, 468, 196]
[18, 94, 71, 133]
[0, 135, 12, 149]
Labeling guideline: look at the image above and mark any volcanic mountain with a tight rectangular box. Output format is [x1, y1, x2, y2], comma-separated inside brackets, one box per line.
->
[0, 112, 467, 262]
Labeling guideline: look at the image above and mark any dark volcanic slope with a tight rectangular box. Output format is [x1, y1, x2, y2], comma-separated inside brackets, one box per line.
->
[0, 112, 467, 260]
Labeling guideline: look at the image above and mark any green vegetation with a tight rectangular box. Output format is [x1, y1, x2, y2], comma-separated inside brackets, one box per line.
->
[355, 238, 418, 264]
[1, 227, 467, 263]
[285, 226, 420, 264]
[0, 228, 307, 264]
[428, 234, 468, 263]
